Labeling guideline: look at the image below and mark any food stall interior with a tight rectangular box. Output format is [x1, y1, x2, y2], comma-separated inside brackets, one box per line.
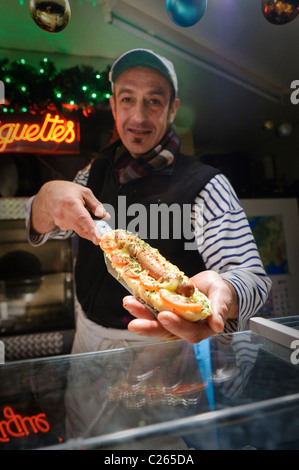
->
[0, 0, 299, 451]
[0, 1, 298, 362]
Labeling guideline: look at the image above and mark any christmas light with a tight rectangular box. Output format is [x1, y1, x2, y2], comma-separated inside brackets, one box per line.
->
[0, 56, 112, 115]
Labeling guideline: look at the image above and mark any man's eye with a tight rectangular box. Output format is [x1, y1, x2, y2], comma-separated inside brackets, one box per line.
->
[150, 99, 161, 105]
[121, 97, 132, 103]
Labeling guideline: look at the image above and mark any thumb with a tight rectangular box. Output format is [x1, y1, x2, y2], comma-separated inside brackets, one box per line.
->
[82, 189, 111, 220]
[207, 307, 225, 334]
[95, 204, 111, 220]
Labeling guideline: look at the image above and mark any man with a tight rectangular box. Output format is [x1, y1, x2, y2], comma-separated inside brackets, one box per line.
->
[25, 49, 271, 353]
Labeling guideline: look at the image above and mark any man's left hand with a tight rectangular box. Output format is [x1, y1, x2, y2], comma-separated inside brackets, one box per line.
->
[123, 270, 238, 343]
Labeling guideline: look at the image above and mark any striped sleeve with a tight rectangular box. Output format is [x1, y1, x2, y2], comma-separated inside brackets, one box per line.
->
[73, 162, 91, 186]
[192, 174, 272, 332]
[25, 164, 91, 246]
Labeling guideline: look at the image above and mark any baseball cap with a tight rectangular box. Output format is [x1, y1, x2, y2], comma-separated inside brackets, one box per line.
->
[109, 49, 178, 97]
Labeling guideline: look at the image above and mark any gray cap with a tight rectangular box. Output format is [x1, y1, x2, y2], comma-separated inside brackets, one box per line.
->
[109, 48, 178, 97]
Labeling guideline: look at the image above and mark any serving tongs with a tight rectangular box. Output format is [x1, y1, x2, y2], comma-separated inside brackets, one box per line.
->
[94, 218, 158, 318]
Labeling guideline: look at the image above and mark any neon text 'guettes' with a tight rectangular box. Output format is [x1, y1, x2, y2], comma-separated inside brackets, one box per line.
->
[0, 113, 76, 152]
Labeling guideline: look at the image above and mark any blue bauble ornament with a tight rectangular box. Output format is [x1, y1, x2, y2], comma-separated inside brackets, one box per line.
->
[166, 0, 207, 27]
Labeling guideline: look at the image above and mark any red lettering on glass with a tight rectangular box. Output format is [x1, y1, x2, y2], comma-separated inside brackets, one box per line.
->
[0, 113, 76, 152]
[0, 406, 50, 443]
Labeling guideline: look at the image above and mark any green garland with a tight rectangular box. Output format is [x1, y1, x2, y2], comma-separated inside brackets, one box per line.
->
[0, 56, 112, 114]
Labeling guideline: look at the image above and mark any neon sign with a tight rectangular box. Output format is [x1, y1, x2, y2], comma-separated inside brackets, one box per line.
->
[0, 112, 80, 154]
[0, 406, 50, 443]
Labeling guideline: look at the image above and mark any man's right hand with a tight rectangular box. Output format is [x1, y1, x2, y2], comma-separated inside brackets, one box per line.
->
[31, 180, 110, 245]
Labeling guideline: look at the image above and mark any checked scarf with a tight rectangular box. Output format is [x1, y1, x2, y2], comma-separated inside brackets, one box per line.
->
[114, 127, 180, 184]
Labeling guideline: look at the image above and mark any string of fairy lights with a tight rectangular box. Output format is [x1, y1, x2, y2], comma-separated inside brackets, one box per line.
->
[0, 55, 112, 116]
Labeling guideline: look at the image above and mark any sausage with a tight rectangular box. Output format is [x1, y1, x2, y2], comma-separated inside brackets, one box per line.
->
[176, 277, 195, 297]
[124, 235, 195, 297]
[115, 229, 131, 248]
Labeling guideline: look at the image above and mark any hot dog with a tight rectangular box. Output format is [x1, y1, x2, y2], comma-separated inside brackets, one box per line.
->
[100, 229, 212, 322]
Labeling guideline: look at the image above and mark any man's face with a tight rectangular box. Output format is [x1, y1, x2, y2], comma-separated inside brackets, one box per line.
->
[110, 66, 180, 159]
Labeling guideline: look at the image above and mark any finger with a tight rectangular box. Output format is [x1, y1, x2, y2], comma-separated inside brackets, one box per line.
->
[206, 309, 225, 334]
[123, 296, 155, 320]
[63, 207, 102, 244]
[157, 311, 215, 344]
[82, 188, 111, 220]
[124, 297, 218, 343]
[95, 204, 111, 220]
[128, 318, 179, 341]
[124, 297, 179, 340]
[206, 288, 230, 334]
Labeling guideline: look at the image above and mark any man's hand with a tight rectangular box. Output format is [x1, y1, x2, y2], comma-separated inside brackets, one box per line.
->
[31, 180, 110, 245]
[123, 270, 239, 343]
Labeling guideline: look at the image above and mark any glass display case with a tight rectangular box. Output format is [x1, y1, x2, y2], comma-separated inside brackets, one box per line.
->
[0, 321, 299, 450]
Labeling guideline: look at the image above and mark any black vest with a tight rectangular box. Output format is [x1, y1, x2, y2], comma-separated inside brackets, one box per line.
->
[75, 142, 220, 328]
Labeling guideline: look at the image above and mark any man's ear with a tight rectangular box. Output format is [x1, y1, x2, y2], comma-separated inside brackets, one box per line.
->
[109, 94, 116, 120]
[169, 97, 180, 125]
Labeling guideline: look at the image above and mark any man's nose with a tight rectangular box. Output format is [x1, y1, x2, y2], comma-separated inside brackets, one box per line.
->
[134, 100, 148, 121]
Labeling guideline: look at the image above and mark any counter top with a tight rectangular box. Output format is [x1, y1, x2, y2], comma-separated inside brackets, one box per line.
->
[0, 326, 299, 450]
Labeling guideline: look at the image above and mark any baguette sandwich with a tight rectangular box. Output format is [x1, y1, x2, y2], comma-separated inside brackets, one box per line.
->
[100, 229, 212, 322]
